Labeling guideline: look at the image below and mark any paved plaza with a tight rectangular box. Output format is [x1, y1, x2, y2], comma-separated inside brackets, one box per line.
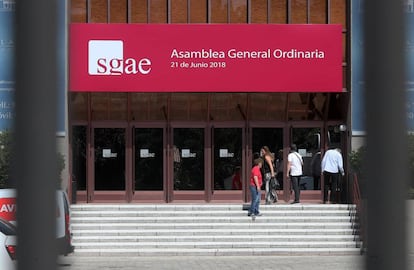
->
[58, 253, 414, 270]
[59, 255, 366, 270]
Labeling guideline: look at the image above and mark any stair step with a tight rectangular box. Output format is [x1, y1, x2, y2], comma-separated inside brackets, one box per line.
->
[72, 235, 358, 242]
[73, 241, 359, 249]
[72, 228, 356, 236]
[71, 204, 355, 211]
[71, 222, 354, 230]
[71, 210, 351, 217]
[71, 217, 352, 224]
[69, 203, 362, 256]
[73, 247, 362, 256]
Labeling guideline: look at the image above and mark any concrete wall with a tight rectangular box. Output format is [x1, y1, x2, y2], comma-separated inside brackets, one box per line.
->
[408, 200, 414, 254]
[351, 135, 366, 151]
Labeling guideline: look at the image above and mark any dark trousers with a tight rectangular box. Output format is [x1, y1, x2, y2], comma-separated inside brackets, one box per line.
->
[290, 175, 301, 202]
[323, 171, 339, 203]
[313, 175, 321, 190]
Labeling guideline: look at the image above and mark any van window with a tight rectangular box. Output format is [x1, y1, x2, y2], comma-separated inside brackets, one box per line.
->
[0, 219, 16, 236]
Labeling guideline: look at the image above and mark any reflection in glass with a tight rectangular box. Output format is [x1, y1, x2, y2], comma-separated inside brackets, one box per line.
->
[292, 127, 321, 190]
[134, 128, 163, 190]
[252, 128, 284, 189]
[72, 126, 87, 190]
[173, 128, 204, 190]
[94, 128, 125, 190]
[213, 128, 242, 190]
[252, 128, 283, 158]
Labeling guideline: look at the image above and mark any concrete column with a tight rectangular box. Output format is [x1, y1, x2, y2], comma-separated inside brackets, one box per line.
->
[14, 0, 58, 269]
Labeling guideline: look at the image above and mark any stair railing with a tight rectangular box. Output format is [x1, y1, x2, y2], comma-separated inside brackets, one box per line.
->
[351, 173, 366, 254]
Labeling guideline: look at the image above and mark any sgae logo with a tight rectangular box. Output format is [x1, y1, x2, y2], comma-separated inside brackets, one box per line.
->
[88, 40, 152, 76]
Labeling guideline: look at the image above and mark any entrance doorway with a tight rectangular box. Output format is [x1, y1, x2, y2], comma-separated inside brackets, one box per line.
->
[291, 126, 323, 202]
[94, 128, 126, 191]
[171, 127, 205, 201]
[211, 126, 244, 201]
[71, 124, 335, 203]
[92, 127, 127, 201]
[251, 127, 285, 201]
[131, 127, 165, 202]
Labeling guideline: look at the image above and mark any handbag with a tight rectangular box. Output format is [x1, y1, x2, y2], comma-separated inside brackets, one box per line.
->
[270, 176, 280, 189]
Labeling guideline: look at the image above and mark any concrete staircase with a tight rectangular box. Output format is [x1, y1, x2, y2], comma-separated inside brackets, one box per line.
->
[70, 203, 362, 256]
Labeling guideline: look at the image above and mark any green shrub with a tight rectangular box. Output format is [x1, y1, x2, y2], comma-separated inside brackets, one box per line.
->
[0, 131, 65, 189]
[408, 134, 414, 189]
[349, 145, 367, 180]
[351, 135, 414, 199]
[0, 131, 13, 188]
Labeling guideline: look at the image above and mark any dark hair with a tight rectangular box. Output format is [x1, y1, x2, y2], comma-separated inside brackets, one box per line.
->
[329, 143, 340, 149]
[253, 158, 263, 166]
[290, 144, 297, 152]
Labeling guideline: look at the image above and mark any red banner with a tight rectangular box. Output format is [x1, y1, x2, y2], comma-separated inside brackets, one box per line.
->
[70, 24, 342, 92]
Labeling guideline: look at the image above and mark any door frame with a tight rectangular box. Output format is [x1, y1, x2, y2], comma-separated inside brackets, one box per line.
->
[324, 120, 349, 203]
[89, 122, 129, 202]
[289, 121, 325, 202]
[210, 121, 246, 202]
[169, 122, 208, 202]
[248, 122, 287, 202]
[70, 120, 347, 203]
[130, 122, 167, 202]
[69, 122, 88, 203]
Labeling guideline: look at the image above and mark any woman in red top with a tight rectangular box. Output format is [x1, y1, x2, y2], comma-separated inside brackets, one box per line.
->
[248, 158, 263, 217]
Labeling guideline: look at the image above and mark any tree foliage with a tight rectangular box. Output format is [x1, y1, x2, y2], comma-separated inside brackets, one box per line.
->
[0, 131, 65, 189]
[350, 135, 414, 198]
[0, 131, 13, 188]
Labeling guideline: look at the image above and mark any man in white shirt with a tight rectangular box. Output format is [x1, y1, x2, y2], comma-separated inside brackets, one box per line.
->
[287, 144, 303, 204]
[321, 147, 344, 204]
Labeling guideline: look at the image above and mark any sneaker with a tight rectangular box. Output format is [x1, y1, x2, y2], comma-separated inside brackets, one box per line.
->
[247, 212, 252, 216]
[255, 212, 263, 216]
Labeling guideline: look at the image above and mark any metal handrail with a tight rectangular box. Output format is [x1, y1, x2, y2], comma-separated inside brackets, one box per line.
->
[351, 173, 365, 254]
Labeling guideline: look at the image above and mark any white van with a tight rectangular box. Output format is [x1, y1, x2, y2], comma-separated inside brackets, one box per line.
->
[0, 188, 74, 255]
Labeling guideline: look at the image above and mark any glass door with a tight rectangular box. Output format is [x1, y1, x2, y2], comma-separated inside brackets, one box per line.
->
[211, 127, 244, 201]
[291, 126, 323, 202]
[172, 127, 205, 201]
[251, 127, 284, 199]
[71, 125, 87, 203]
[93, 127, 126, 201]
[132, 127, 165, 201]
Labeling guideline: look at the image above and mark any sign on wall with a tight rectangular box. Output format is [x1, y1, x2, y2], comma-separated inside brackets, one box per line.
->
[0, 0, 15, 131]
[351, 0, 365, 134]
[0, 0, 66, 134]
[352, 0, 414, 133]
[407, 2, 414, 131]
[70, 24, 343, 93]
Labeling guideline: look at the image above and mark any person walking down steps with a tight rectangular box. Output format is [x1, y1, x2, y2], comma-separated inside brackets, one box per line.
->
[248, 158, 263, 220]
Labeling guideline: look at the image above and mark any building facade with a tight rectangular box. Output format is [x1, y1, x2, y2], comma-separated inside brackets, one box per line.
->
[69, 0, 350, 203]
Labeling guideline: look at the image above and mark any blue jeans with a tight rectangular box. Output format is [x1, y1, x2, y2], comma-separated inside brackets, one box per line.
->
[249, 185, 261, 215]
